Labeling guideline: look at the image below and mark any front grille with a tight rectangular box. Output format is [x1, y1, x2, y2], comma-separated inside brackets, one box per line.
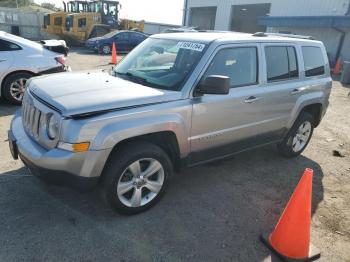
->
[22, 98, 42, 139]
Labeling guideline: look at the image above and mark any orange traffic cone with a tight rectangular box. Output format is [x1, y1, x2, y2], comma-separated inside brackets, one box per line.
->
[110, 42, 117, 65]
[260, 168, 321, 261]
[332, 58, 341, 75]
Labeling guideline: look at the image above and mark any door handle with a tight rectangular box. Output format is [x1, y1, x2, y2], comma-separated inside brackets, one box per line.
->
[244, 96, 261, 103]
[0, 59, 7, 62]
[290, 88, 304, 95]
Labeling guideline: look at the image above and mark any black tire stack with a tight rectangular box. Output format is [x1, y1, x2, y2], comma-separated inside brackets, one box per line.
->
[341, 61, 350, 85]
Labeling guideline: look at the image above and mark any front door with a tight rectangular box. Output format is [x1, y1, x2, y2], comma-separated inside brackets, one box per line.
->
[189, 44, 269, 164]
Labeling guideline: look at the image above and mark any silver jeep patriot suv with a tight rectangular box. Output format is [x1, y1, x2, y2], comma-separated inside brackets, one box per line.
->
[9, 32, 332, 214]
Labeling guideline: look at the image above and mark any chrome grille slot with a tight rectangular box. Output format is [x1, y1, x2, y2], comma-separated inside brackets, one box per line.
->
[35, 111, 41, 137]
[29, 107, 35, 134]
[22, 98, 44, 140]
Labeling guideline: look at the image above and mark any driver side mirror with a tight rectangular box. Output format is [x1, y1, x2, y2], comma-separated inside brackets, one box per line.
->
[196, 75, 230, 96]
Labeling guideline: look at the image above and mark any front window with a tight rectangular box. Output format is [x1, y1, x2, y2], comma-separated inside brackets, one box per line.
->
[203, 47, 258, 87]
[113, 38, 206, 91]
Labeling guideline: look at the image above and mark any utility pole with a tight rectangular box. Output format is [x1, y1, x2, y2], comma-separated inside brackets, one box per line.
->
[16, 0, 19, 8]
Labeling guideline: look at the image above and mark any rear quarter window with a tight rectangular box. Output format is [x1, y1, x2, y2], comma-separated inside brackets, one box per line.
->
[0, 39, 22, 51]
[302, 46, 325, 77]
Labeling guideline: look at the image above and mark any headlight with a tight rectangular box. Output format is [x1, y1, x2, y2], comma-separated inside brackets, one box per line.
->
[47, 113, 59, 140]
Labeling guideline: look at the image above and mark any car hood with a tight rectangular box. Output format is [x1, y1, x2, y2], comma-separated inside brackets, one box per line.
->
[28, 71, 182, 117]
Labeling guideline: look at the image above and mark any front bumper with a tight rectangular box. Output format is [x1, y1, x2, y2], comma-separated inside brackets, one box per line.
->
[9, 110, 110, 192]
[85, 42, 99, 51]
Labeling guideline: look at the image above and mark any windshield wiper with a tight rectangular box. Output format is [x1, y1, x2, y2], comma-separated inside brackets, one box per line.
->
[126, 72, 150, 85]
[115, 71, 151, 86]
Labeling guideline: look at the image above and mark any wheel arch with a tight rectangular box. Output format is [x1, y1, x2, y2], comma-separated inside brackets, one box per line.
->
[300, 103, 323, 127]
[99, 131, 182, 184]
[288, 92, 325, 129]
[1, 70, 36, 97]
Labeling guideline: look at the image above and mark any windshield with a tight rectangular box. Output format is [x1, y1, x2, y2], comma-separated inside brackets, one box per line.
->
[113, 38, 206, 91]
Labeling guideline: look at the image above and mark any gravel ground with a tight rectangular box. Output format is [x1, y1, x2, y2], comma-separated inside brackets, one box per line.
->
[0, 48, 349, 262]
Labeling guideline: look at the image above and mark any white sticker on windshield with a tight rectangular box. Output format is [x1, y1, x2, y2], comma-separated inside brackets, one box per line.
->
[176, 42, 205, 52]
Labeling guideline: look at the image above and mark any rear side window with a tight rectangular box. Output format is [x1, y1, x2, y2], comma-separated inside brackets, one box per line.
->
[203, 47, 258, 87]
[54, 17, 62, 26]
[0, 39, 22, 51]
[302, 46, 325, 77]
[265, 46, 299, 82]
[78, 18, 86, 28]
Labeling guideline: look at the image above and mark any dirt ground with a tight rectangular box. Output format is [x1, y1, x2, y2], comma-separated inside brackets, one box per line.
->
[0, 48, 349, 262]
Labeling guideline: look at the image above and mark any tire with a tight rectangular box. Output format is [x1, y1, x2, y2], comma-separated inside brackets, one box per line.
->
[3, 72, 33, 105]
[101, 141, 173, 215]
[101, 44, 111, 55]
[277, 112, 314, 158]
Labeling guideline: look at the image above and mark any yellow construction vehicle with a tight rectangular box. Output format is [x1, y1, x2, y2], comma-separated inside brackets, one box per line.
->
[42, 0, 144, 44]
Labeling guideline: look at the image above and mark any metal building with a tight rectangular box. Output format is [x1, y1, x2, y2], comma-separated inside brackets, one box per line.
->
[183, 0, 350, 65]
[0, 7, 52, 40]
[144, 22, 180, 35]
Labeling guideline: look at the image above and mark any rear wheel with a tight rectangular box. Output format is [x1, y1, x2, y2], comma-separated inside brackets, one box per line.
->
[3, 72, 33, 105]
[101, 142, 172, 214]
[277, 112, 314, 157]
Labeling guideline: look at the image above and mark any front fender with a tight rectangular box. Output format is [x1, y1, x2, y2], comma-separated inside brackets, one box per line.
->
[92, 113, 190, 158]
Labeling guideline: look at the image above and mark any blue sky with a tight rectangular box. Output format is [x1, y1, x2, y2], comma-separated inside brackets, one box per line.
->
[34, 0, 183, 25]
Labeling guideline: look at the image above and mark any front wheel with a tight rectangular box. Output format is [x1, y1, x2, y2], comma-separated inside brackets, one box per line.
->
[277, 112, 314, 158]
[101, 44, 111, 55]
[101, 142, 172, 214]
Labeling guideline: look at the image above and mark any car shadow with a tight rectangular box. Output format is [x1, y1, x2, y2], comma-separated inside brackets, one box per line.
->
[69, 47, 128, 56]
[0, 98, 18, 117]
[0, 145, 324, 261]
[68, 47, 97, 56]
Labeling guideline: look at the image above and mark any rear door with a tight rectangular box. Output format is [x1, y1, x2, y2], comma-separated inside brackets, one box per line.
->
[0, 39, 17, 82]
[257, 43, 303, 136]
[113, 32, 130, 52]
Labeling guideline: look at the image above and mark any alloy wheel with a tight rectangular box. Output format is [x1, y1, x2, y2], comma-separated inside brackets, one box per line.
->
[292, 121, 312, 152]
[9, 78, 27, 102]
[102, 45, 111, 54]
[117, 158, 165, 208]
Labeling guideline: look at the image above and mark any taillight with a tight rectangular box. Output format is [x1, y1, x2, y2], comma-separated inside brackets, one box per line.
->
[55, 56, 65, 65]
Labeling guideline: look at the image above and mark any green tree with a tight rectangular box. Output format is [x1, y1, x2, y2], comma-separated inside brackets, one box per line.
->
[0, 0, 32, 8]
[40, 2, 58, 11]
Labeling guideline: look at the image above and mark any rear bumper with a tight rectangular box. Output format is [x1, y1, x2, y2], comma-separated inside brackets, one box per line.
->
[39, 65, 71, 75]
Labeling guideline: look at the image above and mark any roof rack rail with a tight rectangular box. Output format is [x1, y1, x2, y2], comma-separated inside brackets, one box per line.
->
[252, 32, 314, 40]
[197, 30, 231, 33]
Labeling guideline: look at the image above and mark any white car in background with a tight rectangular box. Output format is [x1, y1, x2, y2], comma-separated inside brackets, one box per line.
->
[0, 31, 69, 105]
